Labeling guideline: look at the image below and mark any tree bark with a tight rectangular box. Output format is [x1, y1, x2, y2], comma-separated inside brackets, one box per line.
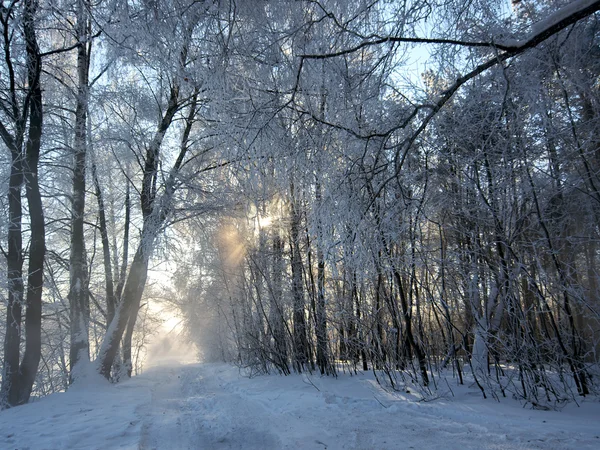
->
[290, 181, 310, 372]
[97, 244, 150, 379]
[1, 144, 24, 408]
[115, 184, 131, 304]
[69, 0, 92, 378]
[92, 158, 116, 324]
[17, 0, 46, 404]
[270, 231, 289, 373]
[314, 181, 332, 375]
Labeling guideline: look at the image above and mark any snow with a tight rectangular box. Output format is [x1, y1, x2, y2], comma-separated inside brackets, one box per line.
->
[531, 0, 599, 35]
[496, 0, 599, 49]
[1, 363, 599, 450]
[0, 373, 147, 450]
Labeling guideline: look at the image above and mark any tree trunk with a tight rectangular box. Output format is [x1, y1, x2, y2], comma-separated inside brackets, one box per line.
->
[69, 0, 92, 378]
[17, 0, 45, 403]
[97, 244, 150, 379]
[391, 264, 429, 386]
[290, 181, 309, 372]
[122, 308, 138, 378]
[115, 184, 131, 304]
[314, 181, 332, 375]
[1, 147, 24, 408]
[270, 231, 289, 373]
[92, 158, 116, 323]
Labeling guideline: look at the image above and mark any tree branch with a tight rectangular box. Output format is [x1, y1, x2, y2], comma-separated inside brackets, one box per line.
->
[39, 30, 101, 58]
[299, 0, 600, 59]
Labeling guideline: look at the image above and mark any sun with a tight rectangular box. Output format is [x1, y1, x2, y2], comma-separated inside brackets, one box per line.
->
[257, 214, 273, 229]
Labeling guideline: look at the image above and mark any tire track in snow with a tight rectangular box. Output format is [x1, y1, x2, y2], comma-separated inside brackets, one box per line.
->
[138, 365, 281, 449]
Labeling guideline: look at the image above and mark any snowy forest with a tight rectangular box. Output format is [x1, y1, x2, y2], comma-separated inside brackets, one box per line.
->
[1, 0, 600, 414]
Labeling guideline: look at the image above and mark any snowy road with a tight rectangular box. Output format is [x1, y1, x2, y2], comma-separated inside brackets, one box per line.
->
[1, 363, 599, 449]
[138, 366, 281, 449]
[137, 364, 600, 450]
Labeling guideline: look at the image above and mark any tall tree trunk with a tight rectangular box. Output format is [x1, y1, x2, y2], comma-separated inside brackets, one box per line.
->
[69, 0, 92, 378]
[97, 244, 150, 379]
[270, 231, 289, 373]
[353, 272, 368, 371]
[290, 181, 309, 372]
[390, 260, 429, 386]
[374, 271, 387, 369]
[314, 181, 332, 375]
[0, 1, 31, 408]
[92, 158, 116, 324]
[122, 307, 138, 378]
[17, 0, 45, 403]
[115, 184, 131, 303]
[1, 145, 24, 408]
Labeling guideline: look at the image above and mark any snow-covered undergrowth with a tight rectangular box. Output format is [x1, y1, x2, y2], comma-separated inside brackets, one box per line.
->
[359, 362, 600, 409]
[1, 363, 599, 450]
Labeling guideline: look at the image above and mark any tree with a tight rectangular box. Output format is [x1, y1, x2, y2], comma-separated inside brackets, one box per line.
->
[68, 0, 93, 379]
[0, 0, 46, 407]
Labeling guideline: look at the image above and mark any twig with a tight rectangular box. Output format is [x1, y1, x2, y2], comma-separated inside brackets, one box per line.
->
[303, 375, 321, 392]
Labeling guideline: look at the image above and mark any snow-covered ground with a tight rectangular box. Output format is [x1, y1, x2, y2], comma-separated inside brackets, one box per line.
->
[1, 362, 599, 450]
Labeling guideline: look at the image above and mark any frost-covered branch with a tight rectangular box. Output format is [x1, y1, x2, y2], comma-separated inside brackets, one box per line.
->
[300, 0, 600, 58]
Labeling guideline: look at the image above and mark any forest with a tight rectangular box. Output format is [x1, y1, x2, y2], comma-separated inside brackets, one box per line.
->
[1, 0, 600, 411]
